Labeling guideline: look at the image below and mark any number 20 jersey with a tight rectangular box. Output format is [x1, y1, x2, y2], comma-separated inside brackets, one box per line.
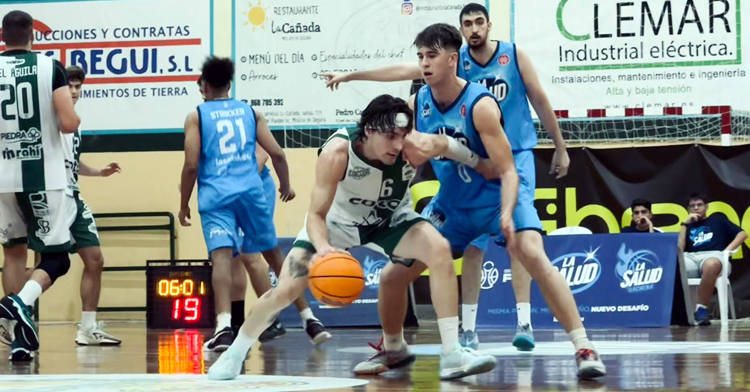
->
[0, 52, 67, 192]
[197, 98, 261, 212]
[458, 41, 537, 152]
[415, 82, 501, 209]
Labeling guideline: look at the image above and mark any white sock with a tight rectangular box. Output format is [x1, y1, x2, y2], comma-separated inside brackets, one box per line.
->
[437, 316, 460, 355]
[568, 328, 594, 351]
[17, 281, 42, 307]
[81, 311, 97, 330]
[696, 304, 707, 312]
[226, 329, 256, 358]
[300, 307, 315, 323]
[517, 302, 531, 327]
[383, 330, 404, 351]
[216, 312, 232, 333]
[461, 304, 478, 332]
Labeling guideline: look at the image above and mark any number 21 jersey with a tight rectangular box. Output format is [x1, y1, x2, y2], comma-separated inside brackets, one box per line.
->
[197, 98, 262, 212]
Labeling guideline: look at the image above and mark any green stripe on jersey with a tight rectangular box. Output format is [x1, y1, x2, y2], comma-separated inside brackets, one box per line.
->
[15, 53, 44, 191]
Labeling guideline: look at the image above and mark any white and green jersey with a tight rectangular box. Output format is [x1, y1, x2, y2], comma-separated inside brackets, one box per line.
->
[62, 129, 81, 192]
[323, 128, 417, 227]
[0, 51, 68, 193]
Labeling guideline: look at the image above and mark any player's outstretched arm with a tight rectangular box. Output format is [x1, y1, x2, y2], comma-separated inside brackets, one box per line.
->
[321, 63, 422, 90]
[474, 96, 519, 243]
[179, 111, 201, 226]
[307, 138, 348, 256]
[255, 109, 295, 202]
[403, 94, 481, 168]
[403, 132, 481, 168]
[517, 46, 569, 179]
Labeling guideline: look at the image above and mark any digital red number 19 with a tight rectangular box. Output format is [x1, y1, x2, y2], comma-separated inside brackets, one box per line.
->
[172, 298, 201, 322]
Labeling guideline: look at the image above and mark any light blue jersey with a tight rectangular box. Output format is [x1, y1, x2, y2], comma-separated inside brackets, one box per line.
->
[458, 41, 537, 152]
[416, 81, 506, 252]
[197, 98, 261, 212]
[415, 81, 500, 208]
[197, 99, 277, 254]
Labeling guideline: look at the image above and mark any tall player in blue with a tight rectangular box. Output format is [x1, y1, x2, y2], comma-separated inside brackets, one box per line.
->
[322, 3, 569, 353]
[351, 24, 606, 379]
[179, 56, 295, 351]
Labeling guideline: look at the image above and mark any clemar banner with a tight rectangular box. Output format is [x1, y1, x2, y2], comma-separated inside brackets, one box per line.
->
[514, 0, 750, 112]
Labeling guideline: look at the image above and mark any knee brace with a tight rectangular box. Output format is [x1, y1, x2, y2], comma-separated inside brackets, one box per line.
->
[37, 251, 71, 284]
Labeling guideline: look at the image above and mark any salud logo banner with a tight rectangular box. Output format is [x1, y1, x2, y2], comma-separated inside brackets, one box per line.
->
[477, 233, 678, 329]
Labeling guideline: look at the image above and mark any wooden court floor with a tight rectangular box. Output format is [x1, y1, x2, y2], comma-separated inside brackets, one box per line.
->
[2, 321, 750, 391]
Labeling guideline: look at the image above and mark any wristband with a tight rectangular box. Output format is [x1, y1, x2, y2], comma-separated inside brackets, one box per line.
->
[446, 137, 480, 168]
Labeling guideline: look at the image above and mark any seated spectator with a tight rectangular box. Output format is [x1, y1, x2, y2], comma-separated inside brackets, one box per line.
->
[623, 199, 663, 233]
[679, 193, 747, 326]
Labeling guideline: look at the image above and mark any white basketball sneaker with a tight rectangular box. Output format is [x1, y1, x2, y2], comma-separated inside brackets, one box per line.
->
[208, 349, 245, 380]
[75, 322, 122, 346]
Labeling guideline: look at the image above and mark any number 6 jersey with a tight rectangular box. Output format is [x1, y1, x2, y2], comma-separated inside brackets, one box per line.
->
[0, 51, 69, 193]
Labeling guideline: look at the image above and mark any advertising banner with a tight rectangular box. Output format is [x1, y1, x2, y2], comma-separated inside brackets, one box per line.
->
[514, 0, 750, 112]
[232, 0, 472, 129]
[477, 233, 679, 328]
[0, 0, 212, 134]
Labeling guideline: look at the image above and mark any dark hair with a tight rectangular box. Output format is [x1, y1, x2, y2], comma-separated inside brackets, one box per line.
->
[356, 94, 413, 141]
[413, 23, 463, 53]
[200, 56, 234, 90]
[687, 193, 709, 206]
[631, 198, 652, 212]
[460, 3, 490, 23]
[2, 10, 33, 47]
[66, 65, 85, 84]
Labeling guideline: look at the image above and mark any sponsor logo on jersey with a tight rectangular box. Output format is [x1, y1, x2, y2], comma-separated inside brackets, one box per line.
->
[0, 128, 41, 143]
[463, 59, 471, 71]
[2, 145, 42, 161]
[348, 166, 370, 180]
[499, 54, 510, 66]
[615, 243, 663, 293]
[421, 102, 431, 118]
[460, 104, 466, 118]
[480, 261, 500, 289]
[550, 247, 602, 294]
[349, 197, 402, 211]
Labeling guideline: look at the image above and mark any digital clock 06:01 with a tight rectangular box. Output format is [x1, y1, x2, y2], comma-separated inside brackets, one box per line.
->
[146, 261, 215, 329]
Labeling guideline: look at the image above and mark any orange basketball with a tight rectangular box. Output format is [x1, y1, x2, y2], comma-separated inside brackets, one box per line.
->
[308, 252, 365, 307]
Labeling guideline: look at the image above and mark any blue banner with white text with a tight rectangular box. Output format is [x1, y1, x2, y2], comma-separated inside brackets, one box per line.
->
[477, 233, 679, 329]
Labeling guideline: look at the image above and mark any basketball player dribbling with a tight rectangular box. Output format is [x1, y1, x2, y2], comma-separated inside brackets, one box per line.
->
[179, 56, 295, 352]
[351, 23, 606, 379]
[209, 94, 506, 381]
[323, 3, 572, 353]
[192, 77, 331, 348]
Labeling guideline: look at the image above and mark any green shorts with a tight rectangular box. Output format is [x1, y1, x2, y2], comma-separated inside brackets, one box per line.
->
[0, 190, 76, 253]
[293, 209, 425, 267]
[69, 192, 100, 252]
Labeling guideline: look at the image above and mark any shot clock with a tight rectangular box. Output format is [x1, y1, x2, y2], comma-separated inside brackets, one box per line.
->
[146, 260, 215, 329]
